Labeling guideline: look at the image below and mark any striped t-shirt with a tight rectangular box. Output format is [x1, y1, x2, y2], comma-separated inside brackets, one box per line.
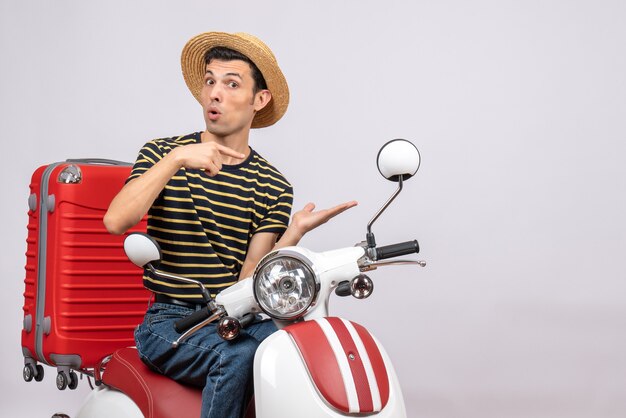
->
[128, 132, 293, 299]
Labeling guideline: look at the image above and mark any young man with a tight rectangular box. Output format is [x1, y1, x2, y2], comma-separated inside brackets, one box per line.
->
[104, 31, 356, 418]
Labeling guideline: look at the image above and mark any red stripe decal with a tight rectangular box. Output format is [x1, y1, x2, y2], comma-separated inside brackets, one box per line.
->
[353, 321, 390, 408]
[285, 321, 349, 412]
[326, 317, 374, 412]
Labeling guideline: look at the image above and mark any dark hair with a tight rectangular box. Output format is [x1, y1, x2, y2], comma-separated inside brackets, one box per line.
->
[204, 47, 268, 93]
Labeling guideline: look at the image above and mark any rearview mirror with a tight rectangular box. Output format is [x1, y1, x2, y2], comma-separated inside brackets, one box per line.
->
[377, 139, 421, 182]
[124, 233, 161, 268]
[366, 139, 421, 253]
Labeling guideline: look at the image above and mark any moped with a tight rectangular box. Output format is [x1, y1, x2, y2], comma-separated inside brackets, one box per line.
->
[73, 139, 425, 418]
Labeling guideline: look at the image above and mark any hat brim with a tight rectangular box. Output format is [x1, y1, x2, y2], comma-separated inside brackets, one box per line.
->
[181, 32, 289, 129]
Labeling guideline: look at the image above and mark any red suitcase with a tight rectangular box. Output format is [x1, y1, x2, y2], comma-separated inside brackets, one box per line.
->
[21, 159, 148, 390]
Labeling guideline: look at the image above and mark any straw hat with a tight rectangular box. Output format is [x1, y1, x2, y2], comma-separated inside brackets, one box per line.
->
[181, 31, 289, 129]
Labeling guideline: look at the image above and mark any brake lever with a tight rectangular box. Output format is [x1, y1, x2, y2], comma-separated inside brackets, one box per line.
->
[360, 259, 426, 271]
[172, 308, 224, 348]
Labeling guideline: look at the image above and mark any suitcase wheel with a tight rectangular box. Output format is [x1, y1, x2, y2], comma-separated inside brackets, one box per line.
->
[23, 364, 45, 382]
[56, 370, 78, 390]
[23, 364, 33, 382]
[55, 371, 67, 390]
[68, 371, 78, 390]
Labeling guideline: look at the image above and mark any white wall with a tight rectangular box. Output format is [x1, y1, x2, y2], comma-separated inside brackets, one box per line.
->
[1, 1, 625, 417]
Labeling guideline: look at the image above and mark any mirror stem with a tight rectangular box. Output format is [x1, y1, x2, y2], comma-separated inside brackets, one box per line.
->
[146, 263, 213, 303]
[366, 176, 404, 249]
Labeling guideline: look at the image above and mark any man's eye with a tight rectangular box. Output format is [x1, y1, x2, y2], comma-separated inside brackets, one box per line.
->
[228, 81, 239, 88]
[205, 79, 215, 85]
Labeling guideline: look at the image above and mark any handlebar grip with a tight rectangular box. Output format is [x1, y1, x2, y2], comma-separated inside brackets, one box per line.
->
[174, 307, 212, 333]
[376, 240, 419, 260]
[239, 313, 256, 328]
[335, 281, 352, 297]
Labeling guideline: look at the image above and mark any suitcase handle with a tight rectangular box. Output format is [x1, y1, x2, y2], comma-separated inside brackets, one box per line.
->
[65, 158, 132, 166]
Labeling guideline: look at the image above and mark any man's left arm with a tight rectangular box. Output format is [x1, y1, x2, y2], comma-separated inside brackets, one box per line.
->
[238, 201, 358, 280]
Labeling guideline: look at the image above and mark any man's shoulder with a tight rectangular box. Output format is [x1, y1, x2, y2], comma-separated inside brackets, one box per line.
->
[147, 132, 200, 149]
[249, 150, 291, 190]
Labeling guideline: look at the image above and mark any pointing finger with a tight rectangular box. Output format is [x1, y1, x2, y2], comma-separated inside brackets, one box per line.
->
[215, 144, 246, 159]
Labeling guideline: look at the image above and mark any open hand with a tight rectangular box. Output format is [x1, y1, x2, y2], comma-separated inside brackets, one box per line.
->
[291, 200, 358, 237]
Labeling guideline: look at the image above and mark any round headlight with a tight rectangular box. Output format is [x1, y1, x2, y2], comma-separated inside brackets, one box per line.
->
[253, 252, 319, 320]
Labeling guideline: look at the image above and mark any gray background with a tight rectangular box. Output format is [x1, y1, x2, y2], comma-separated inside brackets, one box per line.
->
[1, 1, 625, 417]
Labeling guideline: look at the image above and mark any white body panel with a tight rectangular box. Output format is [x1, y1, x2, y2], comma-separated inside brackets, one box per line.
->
[254, 328, 407, 418]
[215, 276, 259, 318]
[75, 386, 143, 418]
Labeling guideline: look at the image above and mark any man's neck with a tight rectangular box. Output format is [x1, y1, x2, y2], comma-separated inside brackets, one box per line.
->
[200, 130, 251, 164]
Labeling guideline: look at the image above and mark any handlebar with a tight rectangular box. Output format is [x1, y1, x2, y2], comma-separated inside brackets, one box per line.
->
[375, 240, 419, 260]
[174, 307, 214, 333]
[174, 308, 258, 334]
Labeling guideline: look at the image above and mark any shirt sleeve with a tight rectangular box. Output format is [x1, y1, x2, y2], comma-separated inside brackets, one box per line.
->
[254, 185, 294, 237]
[125, 140, 165, 184]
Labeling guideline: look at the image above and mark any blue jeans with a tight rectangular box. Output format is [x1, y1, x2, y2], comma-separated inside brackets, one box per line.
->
[134, 303, 277, 418]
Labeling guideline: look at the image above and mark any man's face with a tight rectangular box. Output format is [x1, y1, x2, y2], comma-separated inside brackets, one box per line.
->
[200, 59, 270, 138]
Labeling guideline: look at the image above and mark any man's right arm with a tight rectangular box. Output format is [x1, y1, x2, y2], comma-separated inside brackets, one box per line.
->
[103, 141, 246, 235]
[103, 150, 183, 235]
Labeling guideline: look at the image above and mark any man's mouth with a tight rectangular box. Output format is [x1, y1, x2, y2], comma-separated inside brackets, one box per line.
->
[207, 107, 221, 121]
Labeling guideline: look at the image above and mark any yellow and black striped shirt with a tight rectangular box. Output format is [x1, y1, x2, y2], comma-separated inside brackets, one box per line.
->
[128, 132, 293, 299]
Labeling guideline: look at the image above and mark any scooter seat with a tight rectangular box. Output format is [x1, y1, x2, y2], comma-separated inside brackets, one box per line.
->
[102, 347, 201, 418]
[102, 347, 256, 418]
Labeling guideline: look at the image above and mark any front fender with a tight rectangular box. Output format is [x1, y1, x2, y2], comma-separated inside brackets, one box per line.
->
[254, 317, 406, 417]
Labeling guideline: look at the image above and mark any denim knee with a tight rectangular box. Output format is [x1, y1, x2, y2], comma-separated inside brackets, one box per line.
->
[134, 303, 195, 375]
[218, 336, 259, 380]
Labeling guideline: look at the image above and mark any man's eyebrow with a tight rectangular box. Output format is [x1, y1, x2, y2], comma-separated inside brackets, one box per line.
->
[204, 69, 243, 79]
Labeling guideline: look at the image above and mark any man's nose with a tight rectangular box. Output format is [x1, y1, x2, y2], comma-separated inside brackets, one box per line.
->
[210, 83, 223, 102]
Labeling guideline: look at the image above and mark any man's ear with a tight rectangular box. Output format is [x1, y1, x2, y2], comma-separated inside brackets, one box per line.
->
[254, 89, 272, 112]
